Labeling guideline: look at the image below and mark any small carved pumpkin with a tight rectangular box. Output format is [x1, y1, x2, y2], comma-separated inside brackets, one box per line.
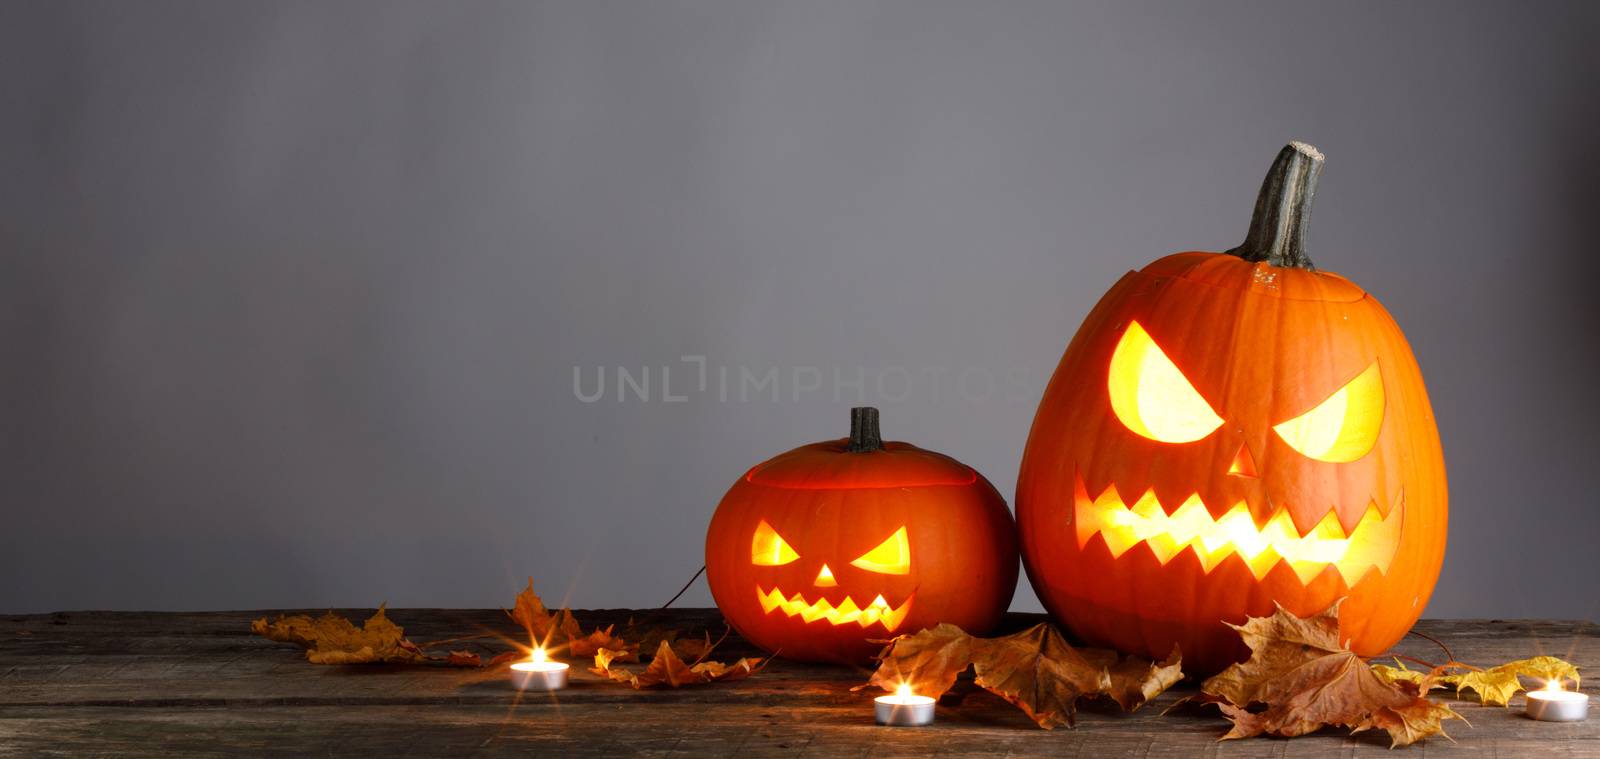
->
[1017, 143, 1448, 674]
[706, 408, 1019, 663]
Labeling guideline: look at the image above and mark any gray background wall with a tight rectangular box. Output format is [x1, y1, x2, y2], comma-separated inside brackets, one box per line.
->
[4, 0, 1597, 619]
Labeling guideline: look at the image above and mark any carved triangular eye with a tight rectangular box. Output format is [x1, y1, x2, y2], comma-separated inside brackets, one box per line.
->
[849, 526, 910, 575]
[1274, 362, 1384, 463]
[1107, 322, 1224, 443]
[750, 520, 799, 565]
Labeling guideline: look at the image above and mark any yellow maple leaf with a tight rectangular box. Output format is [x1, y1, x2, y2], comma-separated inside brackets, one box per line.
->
[1371, 659, 1432, 689]
[252, 606, 426, 665]
[1441, 656, 1581, 706]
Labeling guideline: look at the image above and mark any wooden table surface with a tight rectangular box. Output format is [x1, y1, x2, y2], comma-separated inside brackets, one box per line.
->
[1, 608, 1595, 757]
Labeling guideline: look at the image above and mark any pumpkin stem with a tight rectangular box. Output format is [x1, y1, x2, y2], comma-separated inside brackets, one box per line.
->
[847, 407, 885, 453]
[1227, 141, 1324, 271]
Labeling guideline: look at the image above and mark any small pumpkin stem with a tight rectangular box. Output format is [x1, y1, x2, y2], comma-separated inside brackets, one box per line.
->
[847, 407, 885, 453]
[1226, 141, 1324, 271]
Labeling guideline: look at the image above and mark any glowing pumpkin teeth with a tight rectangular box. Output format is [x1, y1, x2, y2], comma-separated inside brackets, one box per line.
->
[1074, 478, 1402, 585]
[756, 587, 914, 632]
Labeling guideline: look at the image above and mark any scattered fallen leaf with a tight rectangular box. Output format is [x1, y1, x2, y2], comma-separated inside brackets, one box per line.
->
[591, 640, 764, 689]
[507, 579, 582, 646]
[252, 606, 427, 665]
[1370, 659, 1432, 690]
[506, 579, 642, 660]
[859, 622, 1183, 729]
[668, 630, 716, 662]
[859, 623, 976, 700]
[1094, 647, 1185, 712]
[972, 624, 1115, 729]
[252, 581, 739, 672]
[1440, 656, 1581, 706]
[566, 624, 632, 657]
[622, 624, 719, 663]
[1200, 602, 1464, 747]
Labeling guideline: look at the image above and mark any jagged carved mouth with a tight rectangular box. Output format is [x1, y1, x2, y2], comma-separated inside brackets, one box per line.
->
[1074, 476, 1401, 585]
[756, 586, 915, 632]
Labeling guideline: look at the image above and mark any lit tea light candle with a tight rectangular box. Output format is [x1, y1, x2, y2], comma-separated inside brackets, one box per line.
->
[1526, 676, 1587, 722]
[875, 683, 935, 726]
[509, 647, 569, 691]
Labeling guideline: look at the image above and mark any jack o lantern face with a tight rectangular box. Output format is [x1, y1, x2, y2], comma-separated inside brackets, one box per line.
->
[1082, 320, 1402, 585]
[749, 519, 915, 631]
[706, 414, 1020, 664]
[1016, 252, 1448, 674]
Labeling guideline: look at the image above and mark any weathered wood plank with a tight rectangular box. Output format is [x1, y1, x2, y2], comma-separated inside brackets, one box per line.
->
[0, 610, 1594, 757]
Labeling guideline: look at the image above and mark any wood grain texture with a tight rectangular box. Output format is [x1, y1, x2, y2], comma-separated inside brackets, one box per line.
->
[1, 609, 1595, 757]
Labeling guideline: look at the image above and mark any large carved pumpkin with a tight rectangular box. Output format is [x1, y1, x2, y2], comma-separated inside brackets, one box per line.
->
[707, 408, 1019, 663]
[1017, 143, 1447, 674]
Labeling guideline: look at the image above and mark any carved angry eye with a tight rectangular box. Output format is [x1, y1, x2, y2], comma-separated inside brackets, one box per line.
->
[1274, 363, 1385, 463]
[1107, 321, 1224, 443]
[849, 526, 910, 574]
[751, 520, 799, 566]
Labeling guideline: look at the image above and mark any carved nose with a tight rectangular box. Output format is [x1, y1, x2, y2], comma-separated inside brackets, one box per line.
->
[1228, 445, 1258, 478]
[814, 564, 838, 587]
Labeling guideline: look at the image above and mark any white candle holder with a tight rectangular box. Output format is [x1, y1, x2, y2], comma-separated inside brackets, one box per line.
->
[510, 649, 570, 691]
[1526, 681, 1588, 722]
[874, 685, 936, 726]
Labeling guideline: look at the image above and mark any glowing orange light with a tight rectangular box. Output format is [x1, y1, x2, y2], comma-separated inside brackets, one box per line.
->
[1274, 362, 1385, 462]
[751, 520, 800, 566]
[1228, 445, 1258, 478]
[1074, 478, 1401, 585]
[897, 683, 913, 699]
[849, 526, 911, 574]
[814, 563, 838, 587]
[756, 586, 913, 631]
[1107, 322, 1223, 443]
[531, 647, 548, 665]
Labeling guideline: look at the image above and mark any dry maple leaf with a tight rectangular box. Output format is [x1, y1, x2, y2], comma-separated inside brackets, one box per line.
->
[252, 606, 427, 665]
[506, 579, 639, 658]
[1091, 647, 1185, 712]
[860, 623, 976, 699]
[566, 624, 631, 657]
[667, 630, 716, 662]
[1440, 656, 1581, 706]
[1200, 602, 1464, 747]
[621, 624, 719, 663]
[591, 640, 763, 689]
[1370, 659, 1432, 689]
[971, 624, 1115, 729]
[507, 579, 583, 647]
[860, 622, 1182, 729]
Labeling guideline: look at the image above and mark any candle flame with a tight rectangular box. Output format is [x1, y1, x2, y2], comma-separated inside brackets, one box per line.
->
[896, 683, 913, 699]
[1544, 676, 1565, 693]
[532, 647, 548, 665]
